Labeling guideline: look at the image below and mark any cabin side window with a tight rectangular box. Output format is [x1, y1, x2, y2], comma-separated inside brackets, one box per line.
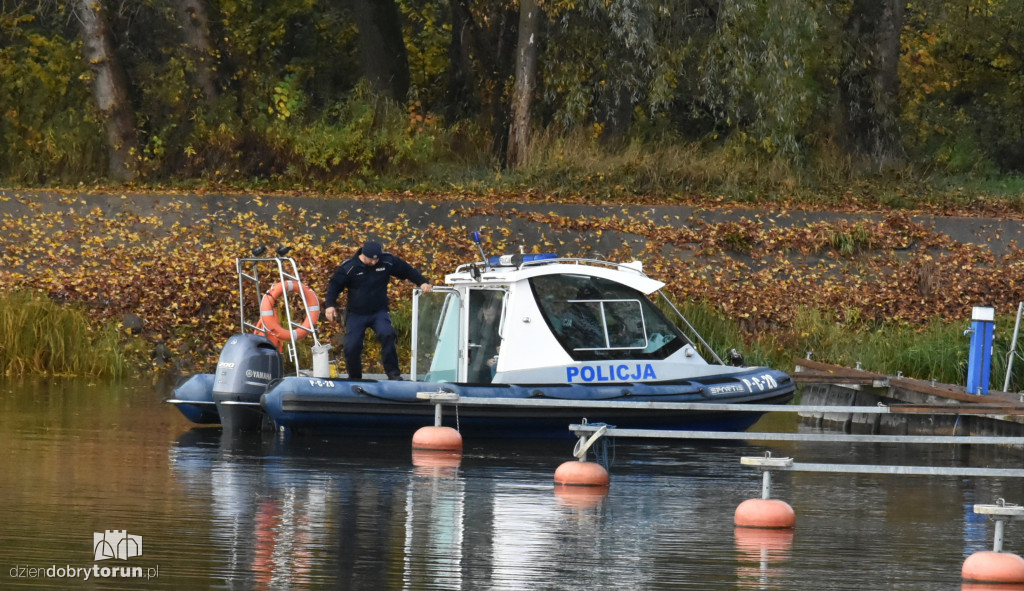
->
[529, 274, 684, 361]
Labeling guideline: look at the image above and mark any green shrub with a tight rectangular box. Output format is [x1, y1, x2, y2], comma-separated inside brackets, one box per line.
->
[264, 83, 445, 185]
[0, 18, 105, 182]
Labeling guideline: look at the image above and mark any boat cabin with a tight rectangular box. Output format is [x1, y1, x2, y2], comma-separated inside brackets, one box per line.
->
[411, 256, 735, 384]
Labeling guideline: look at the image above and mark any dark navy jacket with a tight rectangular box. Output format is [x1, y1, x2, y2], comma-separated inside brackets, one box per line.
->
[324, 248, 429, 315]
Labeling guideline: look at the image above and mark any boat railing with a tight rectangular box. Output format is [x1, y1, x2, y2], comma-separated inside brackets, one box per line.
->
[453, 256, 649, 276]
[520, 257, 649, 275]
[236, 254, 322, 374]
[656, 291, 726, 365]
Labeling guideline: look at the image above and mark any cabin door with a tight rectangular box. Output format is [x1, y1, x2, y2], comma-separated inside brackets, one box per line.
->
[411, 287, 463, 381]
[411, 287, 508, 382]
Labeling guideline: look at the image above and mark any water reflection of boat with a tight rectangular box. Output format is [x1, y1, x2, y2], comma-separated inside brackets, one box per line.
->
[164, 429, 993, 589]
[169, 241, 794, 436]
[170, 430, 339, 590]
[167, 432, 639, 589]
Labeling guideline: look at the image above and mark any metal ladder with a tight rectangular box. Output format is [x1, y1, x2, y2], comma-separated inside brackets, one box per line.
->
[236, 253, 324, 375]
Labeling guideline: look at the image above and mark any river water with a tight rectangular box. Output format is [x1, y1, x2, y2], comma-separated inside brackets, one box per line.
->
[2, 377, 1024, 590]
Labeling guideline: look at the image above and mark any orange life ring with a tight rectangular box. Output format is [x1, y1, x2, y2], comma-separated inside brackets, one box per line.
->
[253, 319, 283, 350]
[259, 281, 320, 342]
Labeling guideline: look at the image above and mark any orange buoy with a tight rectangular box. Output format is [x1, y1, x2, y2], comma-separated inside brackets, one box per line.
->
[734, 498, 796, 529]
[411, 425, 463, 451]
[963, 551, 1024, 584]
[553, 460, 609, 487]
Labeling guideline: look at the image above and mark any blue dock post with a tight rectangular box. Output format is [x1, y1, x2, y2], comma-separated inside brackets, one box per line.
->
[967, 306, 995, 395]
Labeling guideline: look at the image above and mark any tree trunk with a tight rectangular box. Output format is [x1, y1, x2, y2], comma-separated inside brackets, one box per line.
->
[175, 0, 218, 102]
[839, 0, 904, 170]
[486, 7, 518, 165]
[506, 0, 539, 170]
[350, 0, 410, 101]
[76, 0, 139, 182]
[445, 0, 478, 122]
[445, 0, 517, 163]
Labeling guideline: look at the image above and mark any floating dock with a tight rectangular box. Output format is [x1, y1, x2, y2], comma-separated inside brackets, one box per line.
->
[793, 358, 1024, 438]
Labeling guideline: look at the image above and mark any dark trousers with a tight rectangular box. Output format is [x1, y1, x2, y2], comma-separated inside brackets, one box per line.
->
[344, 310, 399, 379]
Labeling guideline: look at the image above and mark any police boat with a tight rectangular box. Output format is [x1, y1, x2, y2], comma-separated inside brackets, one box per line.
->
[168, 238, 795, 437]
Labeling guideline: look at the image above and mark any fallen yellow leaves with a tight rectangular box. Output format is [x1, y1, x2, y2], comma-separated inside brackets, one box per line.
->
[0, 192, 1021, 375]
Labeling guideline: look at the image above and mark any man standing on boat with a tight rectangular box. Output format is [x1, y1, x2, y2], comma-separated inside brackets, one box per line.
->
[324, 240, 432, 380]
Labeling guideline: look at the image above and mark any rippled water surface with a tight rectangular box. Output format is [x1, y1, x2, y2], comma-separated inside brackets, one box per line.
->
[2, 377, 1024, 590]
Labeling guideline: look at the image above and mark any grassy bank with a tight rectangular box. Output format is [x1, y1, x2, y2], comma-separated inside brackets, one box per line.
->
[0, 291, 128, 377]
[493, 132, 1024, 216]
[672, 300, 1013, 391]
[2, 285, 1018, 391]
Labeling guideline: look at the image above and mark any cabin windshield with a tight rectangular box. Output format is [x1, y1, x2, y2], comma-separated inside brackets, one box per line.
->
[529, 274, 684, 361]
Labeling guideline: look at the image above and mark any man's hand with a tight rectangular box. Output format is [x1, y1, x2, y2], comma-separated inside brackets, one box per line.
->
[420, 283, 433, 293]
[326, 306, 338, 322]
